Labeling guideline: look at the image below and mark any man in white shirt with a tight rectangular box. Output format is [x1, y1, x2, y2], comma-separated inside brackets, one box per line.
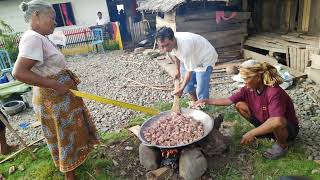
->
[156, 27, 218, 101]
[96, 11, 107, 26]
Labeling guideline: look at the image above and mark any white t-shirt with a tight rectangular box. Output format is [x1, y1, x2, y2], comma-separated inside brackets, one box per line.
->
[17, 30, 66, 77]
[170, 32, 218, 72]
[96, 18, 107, 25]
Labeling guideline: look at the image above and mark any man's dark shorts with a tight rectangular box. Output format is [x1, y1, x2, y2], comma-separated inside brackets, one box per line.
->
[250, 116, 299, 141]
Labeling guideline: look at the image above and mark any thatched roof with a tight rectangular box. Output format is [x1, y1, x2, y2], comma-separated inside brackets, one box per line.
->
[137, 0, 228, 13]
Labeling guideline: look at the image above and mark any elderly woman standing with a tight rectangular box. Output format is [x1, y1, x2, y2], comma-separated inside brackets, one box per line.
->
[13, 1, 99, 179]
[195, 60, 299, 159]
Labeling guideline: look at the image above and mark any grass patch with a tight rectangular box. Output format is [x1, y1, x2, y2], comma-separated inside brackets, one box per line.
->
[1, 100, 319, 179]
[0, 146, 63, 180]
[100, 129, 132, 145]
[153, 98, 189, 111]
[210, 164, 242, 180]
[128, 115, 151, 126]
[0, 129, 132, 180]
[253, 138, 320, 179]
[0, 146, 118, 180]
[153, 100, 320, 179]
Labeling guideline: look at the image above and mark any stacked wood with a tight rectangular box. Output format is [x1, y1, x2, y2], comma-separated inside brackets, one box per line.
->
[216, 44, 242, 63]
[244, 33, 320, 73]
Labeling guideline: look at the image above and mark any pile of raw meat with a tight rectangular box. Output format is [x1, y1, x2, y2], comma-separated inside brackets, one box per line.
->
[143, 112, 204, 146]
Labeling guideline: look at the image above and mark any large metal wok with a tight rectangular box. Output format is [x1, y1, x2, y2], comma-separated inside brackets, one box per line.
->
[138, 108, 214, 149]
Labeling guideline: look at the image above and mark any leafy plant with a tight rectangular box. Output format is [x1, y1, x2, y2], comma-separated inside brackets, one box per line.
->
[0, 19, 19, 63]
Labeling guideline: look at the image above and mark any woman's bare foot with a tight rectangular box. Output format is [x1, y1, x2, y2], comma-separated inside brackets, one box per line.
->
[0, 144, 18, 155]
[65, 170, 76, 180]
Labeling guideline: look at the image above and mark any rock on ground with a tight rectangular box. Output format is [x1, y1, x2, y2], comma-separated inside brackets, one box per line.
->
[179, 148, 207, 180]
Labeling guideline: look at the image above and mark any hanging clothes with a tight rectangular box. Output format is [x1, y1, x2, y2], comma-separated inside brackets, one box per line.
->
[215, 11, 237, 24]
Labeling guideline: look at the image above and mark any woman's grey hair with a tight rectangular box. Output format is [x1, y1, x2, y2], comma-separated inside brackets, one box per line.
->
[19, 0, 54, 23]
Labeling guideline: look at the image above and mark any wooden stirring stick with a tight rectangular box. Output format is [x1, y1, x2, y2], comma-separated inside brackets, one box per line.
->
[172, 79, 181, 113]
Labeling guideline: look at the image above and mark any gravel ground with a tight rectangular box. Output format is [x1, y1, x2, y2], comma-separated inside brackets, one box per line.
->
[6, 50, 172, 144]
[5, 50, 320, 159]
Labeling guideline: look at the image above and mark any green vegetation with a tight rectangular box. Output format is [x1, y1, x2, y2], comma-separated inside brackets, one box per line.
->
[0, 19, 19, 63]
[0, 99, 319, 179]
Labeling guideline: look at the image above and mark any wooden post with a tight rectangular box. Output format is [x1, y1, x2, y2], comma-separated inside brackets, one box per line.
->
[302, 0, 311, 32]
[172, 79, 181, 113]
[242, 0, 248, 11]
[297, 48, 301, 71]
[286, 46, 290, 66]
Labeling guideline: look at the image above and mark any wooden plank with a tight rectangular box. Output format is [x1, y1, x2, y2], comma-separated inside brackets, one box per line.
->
[244, 39, 287, 53]
[297, 0, 304, 32]
[209, 34, 246, 48]
[293, 47, 297, 70]
[289, 47, 293, 68]
[199, 29, 247, 39]
[311, 54, 320, 69]
[300, 35, 320, 41]
[285, 46, 290, 66]
[308, 0, 320, 35]
[252, 34, 307, 48]
[176, 19, 247, 33]
[128, 125, 140, 137]
[244, 49, 307, 79]
[290, 47, 296, 69]
[175, 11, 251, 22]
[146, 167, 173, 180]
[242, 0, 248, 11]
[281, 35, 318, 45]
[281, 0, 293, 32]
[287, 0, 298, 31]
[243, 49, 278, 65]
[302, 0, 311, 32]
[297, 48, 301, 72]
[305, 48, 310, 70]
[302, 0, 308, 31]
[31, 121, 41, 128]
[301, 49, 305, 72]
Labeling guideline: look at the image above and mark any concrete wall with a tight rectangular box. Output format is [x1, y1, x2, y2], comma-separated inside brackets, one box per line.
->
[71, 0, 110, 27]
[0, 0, 110, 32]
[0, 0, 27, 32]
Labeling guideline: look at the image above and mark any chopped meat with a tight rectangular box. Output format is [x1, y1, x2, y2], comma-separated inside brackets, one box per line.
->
[143, 112, 204, 146]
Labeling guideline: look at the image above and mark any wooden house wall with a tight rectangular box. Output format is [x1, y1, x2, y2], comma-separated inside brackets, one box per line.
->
[175, 11, 250, 48]
[308, 0, 320, 35]
[253, 0, 320, 35]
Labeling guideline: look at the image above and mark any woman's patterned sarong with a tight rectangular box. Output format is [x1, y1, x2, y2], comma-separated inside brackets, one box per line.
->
[32, 70, 99, 172]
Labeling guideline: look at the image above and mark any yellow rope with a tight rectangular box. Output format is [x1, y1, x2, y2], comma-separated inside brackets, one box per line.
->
[70, 90, 160, 115]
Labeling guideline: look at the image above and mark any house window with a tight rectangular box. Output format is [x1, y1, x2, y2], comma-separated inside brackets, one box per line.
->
[53, 2, 76, 27]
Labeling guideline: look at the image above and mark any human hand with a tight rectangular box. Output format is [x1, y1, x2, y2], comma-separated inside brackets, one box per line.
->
[193, 99, 208, 109]
[53, 81, 71, 96]
[240, 131, 256, 145]
[174, 70, 181, 80]
[172, 88, 183, 97]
